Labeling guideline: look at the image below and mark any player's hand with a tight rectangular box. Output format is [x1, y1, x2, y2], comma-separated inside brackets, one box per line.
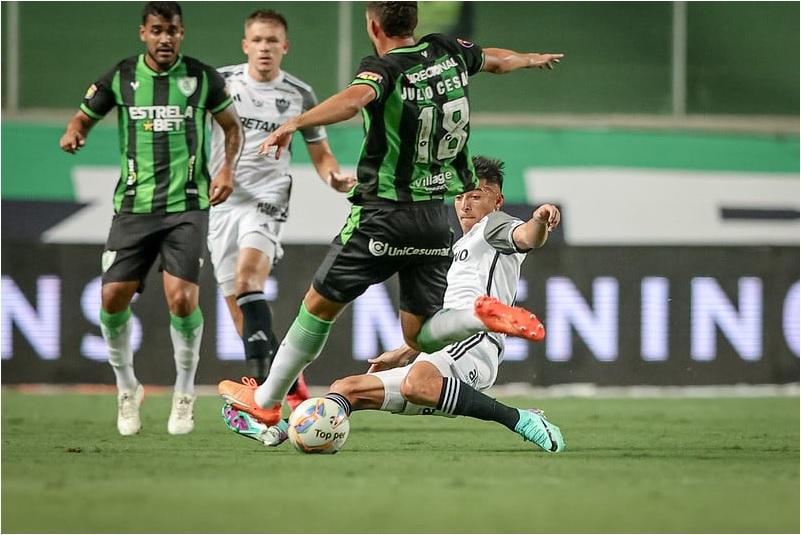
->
[367, 347, 414, 373]
[533, 203, 560, 232]
[527, 53, 563, 70]
[258, 120, 298, 160]
[328, 171, 357, 193]
[209, 168, 234, 206]
[60, 130, 86, 154]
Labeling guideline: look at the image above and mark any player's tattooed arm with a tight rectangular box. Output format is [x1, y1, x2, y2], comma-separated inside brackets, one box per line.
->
[59, 111, 98, 154]
[481, 48, 563, 74]
[512, 203, 561, 250]
[260, 84, 376, 160]
[209, 105, 243, 206]
[306, 140, 356, 193]
[367, 345, 421, 373]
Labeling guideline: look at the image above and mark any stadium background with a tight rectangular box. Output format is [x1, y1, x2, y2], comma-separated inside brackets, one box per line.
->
[1, 1, 799, 388]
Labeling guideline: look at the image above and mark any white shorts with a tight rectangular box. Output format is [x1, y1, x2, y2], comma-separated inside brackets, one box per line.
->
[208, 205, 285, 296]
[371, 333, 502, 415]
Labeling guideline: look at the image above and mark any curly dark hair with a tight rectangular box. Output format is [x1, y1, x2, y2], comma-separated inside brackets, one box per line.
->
[472, 156, 505, 191]
[366, 2, 418, 38]
[142, 1, 182, 25]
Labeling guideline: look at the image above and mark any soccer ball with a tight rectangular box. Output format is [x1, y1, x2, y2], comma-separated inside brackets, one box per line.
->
[287, 397, 350, 454]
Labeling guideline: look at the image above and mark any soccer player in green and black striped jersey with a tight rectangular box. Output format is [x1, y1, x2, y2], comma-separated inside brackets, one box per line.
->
[60, 1, 243, 437]
[218, 1, 564, 427]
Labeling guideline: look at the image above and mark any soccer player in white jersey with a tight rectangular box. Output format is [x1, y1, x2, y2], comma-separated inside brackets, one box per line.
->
[208, 10, 355, 406]
[223, 156, 565, 453]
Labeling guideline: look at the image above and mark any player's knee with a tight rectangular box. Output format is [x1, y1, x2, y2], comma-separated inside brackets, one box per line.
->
[401, 364, 441, 405]
[400, 373, 432, 405]
[101, 283, 136, 313]
[166, 288, 197, 316]
[329, 377, 354, 398]
[235, 268, 264, 296]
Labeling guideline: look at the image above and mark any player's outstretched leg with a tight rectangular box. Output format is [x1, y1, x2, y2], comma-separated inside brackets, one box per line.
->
[416, 298, 544, 354]
[428, 373, 565, 453]
[473, 296, 545, 342]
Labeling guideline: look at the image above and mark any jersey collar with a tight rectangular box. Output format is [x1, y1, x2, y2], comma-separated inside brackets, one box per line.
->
[387, 41, 430, 54]
[244, 67, 285, 89]
[139, 54, 184, 76]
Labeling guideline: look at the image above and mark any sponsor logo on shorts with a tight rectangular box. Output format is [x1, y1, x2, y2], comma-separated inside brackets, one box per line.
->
[101, 250, 117, 273]
[368, 238, 449, 257]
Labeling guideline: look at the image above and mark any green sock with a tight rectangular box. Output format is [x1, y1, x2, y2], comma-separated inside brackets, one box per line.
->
[170, 307, 203, 340]
[100, 307, 132, 339]
[253, 303, 334, 407]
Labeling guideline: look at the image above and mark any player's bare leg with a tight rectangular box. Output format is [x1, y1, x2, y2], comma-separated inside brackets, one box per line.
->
[163, 272, 202, 435]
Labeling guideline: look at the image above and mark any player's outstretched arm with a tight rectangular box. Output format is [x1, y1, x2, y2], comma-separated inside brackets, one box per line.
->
[367, 345, 420, 373]
[306, 140, 357, 193]
[59, 111, 97, 154]
[482, 48, 563, 74]
[512, 203, 561, 250]
[209, 105, 243, 206]
[259, 84, 377, 160]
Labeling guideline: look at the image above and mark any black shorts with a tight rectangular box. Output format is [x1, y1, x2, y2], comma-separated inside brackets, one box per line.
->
[101, 210, 209, 289]
[313, 200, 453, 318]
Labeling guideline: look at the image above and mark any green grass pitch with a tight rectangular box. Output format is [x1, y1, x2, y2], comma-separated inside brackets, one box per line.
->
[2, 390, 798, 533]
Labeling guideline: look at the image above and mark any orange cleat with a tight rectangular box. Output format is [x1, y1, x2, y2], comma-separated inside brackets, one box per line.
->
[286, 373, 310, 411]
[474, 295, 545, 342]
[217, 377, 282, 426]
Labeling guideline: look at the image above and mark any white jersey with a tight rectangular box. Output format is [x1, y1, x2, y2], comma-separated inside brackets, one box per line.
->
[445, 211, 529, 347]
[209, 65, 326, 216]
[445, 211, 528, 309]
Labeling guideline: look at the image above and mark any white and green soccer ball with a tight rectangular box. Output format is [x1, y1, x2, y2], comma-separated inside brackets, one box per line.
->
[287, 397, 350, 454]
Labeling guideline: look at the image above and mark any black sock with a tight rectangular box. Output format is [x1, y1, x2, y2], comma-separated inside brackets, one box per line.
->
[436, 377, 520, 431]
[236, 291, 277, 382]
[324, 393, 352, 417]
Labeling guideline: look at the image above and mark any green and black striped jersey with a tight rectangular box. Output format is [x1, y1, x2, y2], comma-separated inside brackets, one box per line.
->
[348, 33, 484, 203]
[80, 54, 232, 214]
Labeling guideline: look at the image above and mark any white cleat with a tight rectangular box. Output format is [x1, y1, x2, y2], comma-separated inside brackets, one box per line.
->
[168, 393, 196, 435]
[117, 384, 144, 436]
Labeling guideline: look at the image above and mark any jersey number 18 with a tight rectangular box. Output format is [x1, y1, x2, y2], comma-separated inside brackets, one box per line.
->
[415, 96, 469, 164]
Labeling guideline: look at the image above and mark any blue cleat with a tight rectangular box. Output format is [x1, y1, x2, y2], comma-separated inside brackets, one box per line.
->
[514, 408, 565, 453]
[221, 404, 289, 447]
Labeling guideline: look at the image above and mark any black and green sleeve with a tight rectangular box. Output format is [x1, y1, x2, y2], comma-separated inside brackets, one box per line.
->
[80, 63, 119, 119]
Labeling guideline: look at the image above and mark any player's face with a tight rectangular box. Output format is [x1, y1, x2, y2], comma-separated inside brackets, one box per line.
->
[140, 14, 184, 71]
[454, 180, 504, 234]
[243, 21, 289, 81]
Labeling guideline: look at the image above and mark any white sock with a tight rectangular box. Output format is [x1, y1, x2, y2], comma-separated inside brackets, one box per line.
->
[102, 320, 138, 392]
[418, 308, 485, 352]
[254, 336, 311, 407]
[170, 324, 202, 396]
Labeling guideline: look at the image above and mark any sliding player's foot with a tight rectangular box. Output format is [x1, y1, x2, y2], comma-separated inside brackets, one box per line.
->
[474, 295, 545, 342]
[514, 408, 565, 453]
[218, 377, 281, 425]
